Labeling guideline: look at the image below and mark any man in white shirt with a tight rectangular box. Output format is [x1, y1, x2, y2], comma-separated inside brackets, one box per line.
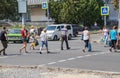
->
[39, 29, 50, 54]
[60, 25, 70, 50]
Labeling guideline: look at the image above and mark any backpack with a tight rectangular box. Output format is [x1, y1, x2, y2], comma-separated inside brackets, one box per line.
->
[0, 31, 6, 40]
[80, 34, 83, 40]
[34, 39, 39, 46]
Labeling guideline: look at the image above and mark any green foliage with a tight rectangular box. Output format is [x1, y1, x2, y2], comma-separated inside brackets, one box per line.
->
[49, 0, 104, 27]
[111, 0, 119, 9]
[0, 0, 18, 21]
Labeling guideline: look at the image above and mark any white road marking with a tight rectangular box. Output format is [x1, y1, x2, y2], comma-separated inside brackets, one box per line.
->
[0, 47, 111, 66]
[48, 62, 57, 65]
[0, 56, 8, 59]
[84, 54, 92, 57]
[67, 58, 76, 61]
[76, 56, 84, 58]
[41, 52, 110, 66]
[58, 60, 67, 62]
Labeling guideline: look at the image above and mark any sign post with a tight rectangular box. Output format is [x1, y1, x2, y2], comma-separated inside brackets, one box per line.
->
[42, 2, 49, 25]
[42, 2, 48, 9]
[101, 6, 109, 26]
[18, 0, 27, 25]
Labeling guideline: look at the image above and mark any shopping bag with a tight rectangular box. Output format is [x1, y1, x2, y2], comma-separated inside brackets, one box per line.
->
[35, 39, 39, 46]
[80, 34, 83, 40]
[100, 38, 104, 43]
[88, 42, 92, 52]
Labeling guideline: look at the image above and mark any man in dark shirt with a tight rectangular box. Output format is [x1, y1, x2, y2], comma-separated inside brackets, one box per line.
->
[0, 27, 8, 55]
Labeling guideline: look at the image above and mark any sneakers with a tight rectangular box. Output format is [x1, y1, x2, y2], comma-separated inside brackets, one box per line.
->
[109, 48, 117, 52]
[109, 48, 112, 52]
[82, 49, 85, 53]
[3, 53, 7, 56]
[67, 47, 70, 50]
[25, 51, 29, 53]
[39, 52, 42, 54]
[47, 51, 50, 54]
[61, 48, 63, 50]
[39, 51, 50, 54]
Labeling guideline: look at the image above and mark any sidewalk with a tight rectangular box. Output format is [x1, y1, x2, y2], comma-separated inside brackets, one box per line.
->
[0, 65, 120, 78]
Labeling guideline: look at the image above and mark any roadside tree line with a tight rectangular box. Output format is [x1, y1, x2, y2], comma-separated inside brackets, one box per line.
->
[49, 0, 104, 27]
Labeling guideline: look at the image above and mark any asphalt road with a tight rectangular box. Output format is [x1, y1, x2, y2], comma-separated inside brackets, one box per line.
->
[0, 34, 120, 72]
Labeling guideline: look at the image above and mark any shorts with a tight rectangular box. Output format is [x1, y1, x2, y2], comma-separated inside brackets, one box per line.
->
[30, 42, 35, 47]
[22, 38, 27, 42]
[40, 41, 48, 48]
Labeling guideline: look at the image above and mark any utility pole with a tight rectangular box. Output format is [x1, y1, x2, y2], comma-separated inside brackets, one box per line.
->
[103, 0, 107, 26]
[102, 0, 110, 27]
[47, 0, 50, 25]
[42, 1, 49, 25]
[18, 0, 27, 25]
[118, 0, 120, 32]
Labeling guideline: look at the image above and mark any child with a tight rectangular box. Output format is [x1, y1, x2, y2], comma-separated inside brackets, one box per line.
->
[30, 39, 39, 50]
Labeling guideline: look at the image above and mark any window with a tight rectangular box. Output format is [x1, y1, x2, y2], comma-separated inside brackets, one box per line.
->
[57, 26, 61, 31]
[47, 26, 56, 30]
[67, 26, 71, 30]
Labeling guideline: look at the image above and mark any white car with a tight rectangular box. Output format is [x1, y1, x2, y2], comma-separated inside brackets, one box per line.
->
[42, 24, 73, 40]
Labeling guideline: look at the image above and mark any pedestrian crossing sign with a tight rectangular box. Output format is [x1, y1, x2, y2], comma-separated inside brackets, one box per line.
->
[101, 6, 109, 15]
[42, 2, 48, 9]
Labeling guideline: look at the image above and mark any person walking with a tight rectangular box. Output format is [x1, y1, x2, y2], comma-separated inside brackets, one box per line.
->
[60, 25, 70, 50]
[20, 25, 28, 54]
[109, 26, 118, 52]
[30, 25, 36, 39]
[102, 26, 109, 47]
[29, 25, 38, 50]
[0, 27, 8, 55]
[39, 29, 50, 54]
[82, 27, 92, 52]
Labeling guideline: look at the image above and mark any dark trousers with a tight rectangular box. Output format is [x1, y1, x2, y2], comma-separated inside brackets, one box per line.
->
[61, 35, 69, 49]
[84, 40, 89, 48]
[0, 41, 7, 54]
[111, 40, 117, 49]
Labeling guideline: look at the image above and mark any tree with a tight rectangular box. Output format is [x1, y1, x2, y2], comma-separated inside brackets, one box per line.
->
[49, 0, 63, 23]
[49, 0, 104, 27]
[0, 0, 18, 21]
[112, 0, 120, 31]
[112, 0, 119, 9]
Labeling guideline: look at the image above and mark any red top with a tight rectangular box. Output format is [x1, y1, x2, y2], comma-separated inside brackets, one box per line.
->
[21, 29, 26, 38]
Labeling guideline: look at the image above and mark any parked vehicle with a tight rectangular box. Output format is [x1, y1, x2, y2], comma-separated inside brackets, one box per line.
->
[71, 24, 84, 37]
[43, 24, 73, 40]
[7, 28, 30, 43]
[90, 26, 102, 30]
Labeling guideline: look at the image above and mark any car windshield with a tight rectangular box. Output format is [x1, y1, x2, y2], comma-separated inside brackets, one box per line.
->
[8, 29, 21, 34]
[47, 26, 56, 30]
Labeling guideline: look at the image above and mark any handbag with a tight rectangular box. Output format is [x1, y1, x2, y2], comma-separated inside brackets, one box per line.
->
[35, 39, 39, 46]
[80, 34, 83, 40]
[88, 42, 92, 52]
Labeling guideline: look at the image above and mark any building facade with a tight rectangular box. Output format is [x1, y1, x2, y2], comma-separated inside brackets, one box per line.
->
[27, 0, 49, 21]
[26, 0, 118, 23]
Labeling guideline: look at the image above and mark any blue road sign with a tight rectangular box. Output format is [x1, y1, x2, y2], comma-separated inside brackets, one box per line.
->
[101, 6, 109, 15]
[42, 2, 48, 9]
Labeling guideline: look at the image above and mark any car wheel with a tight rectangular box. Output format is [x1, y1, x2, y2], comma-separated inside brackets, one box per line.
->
[53, 35, 58, 41]
[13, 41, 16, 43]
